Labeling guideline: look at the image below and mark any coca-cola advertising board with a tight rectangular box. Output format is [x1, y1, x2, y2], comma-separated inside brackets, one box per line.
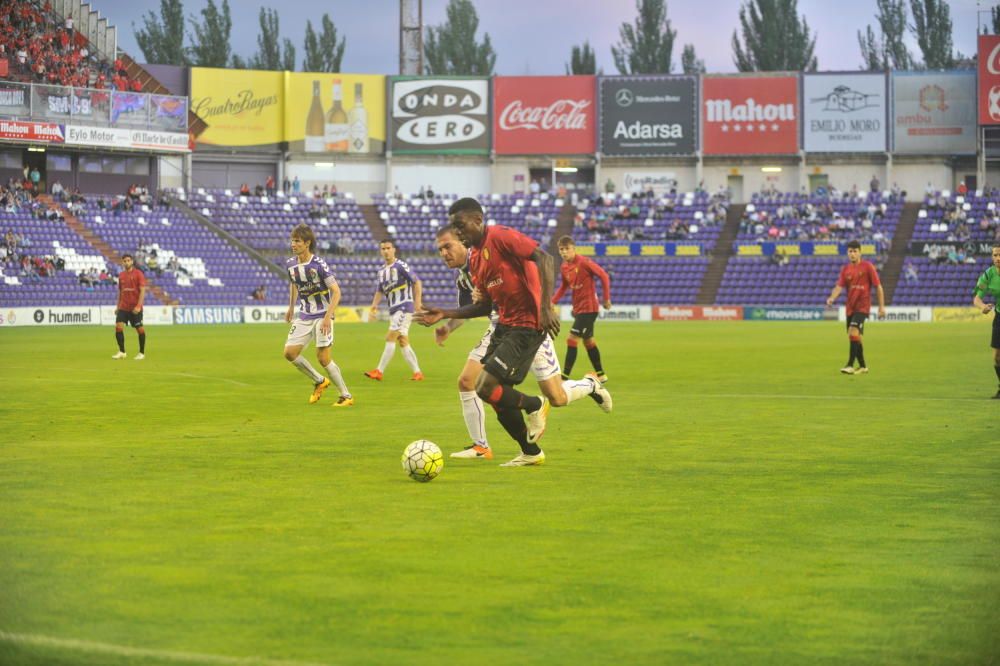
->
[599, 76, 697, 156]
[978, 35, 1000, 125]
[389, 77, 490, 154]
[493, 76, 595, 154]
[702, 76, 798, 155]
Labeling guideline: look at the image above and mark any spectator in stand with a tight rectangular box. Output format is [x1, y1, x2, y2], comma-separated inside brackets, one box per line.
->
[292, 176, 300, 194]
[265, 175, 275, 196]
[282, 177, 290, 194]
[903, 260, 919, 284]
[870, 175, 880, 192]
[957, 180, 968, 196]
[239, 183, 251, 197]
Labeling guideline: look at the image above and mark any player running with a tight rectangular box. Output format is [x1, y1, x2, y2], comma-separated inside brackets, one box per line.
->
[552, 235, 611, 382]
[365, 239, 424, 381]
[111, 253, 147, 360]
[972, 242, 1000, 398]
[417, 198, 575, 467]
[825, 240, 886, 375]
[431, 226, 611, 460]
[283, 224, 353, 407]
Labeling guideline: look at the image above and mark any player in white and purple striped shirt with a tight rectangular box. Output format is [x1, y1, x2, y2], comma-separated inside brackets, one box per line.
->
[283, 224, 353, 406]
[365, 238, 424, 381]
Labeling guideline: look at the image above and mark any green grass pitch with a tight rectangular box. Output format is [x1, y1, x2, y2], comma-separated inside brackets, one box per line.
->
[1, 321, 998, 665]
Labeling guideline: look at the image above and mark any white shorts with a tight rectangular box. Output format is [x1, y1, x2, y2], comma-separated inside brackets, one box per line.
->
[389, 310, 413, 336]
[468, 323, 562, 382]
[285, 317, 333, 349]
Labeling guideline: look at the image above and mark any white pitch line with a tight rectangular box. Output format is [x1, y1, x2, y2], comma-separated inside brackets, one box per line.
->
[0, 630, 331, 666]
[169, 372, 252, 387]
[680, 392, 987, 403]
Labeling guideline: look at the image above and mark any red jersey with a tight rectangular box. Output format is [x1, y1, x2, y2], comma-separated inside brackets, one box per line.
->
[837, 260, 880, 316]
[552, 254, 611, 314]
[117, 267, 146, 311]
[469, 225, 541, 329]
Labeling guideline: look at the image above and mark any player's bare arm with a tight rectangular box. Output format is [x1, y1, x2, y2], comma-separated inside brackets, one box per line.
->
[369, 290, 383, 317]
[286, 283, 297, 323]
[531, 248, 560, 338]
[876, 284, 886, 318]
[973, 294, 995, 315]
[435, 318, 464, 345]
[134, 285, 146, 314]
[413, 279, 423, 312]
[417, 300, 493, 327]
[321, 282, 341, 336]
[826, 285, 843, 307]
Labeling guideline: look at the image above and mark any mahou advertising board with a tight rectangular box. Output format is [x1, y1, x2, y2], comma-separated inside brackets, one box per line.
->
[493, 76, 595, 154]
[701, 75, 798, 154]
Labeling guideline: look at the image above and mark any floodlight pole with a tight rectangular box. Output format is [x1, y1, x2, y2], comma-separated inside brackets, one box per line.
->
[400, 0, 423, 75]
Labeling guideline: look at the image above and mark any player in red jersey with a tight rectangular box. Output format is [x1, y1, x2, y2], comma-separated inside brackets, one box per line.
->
[112, 254, 147, 360]
[417, 198, 560, 467]
[825, 240, 886, 374]
[552, 236, 611, 382]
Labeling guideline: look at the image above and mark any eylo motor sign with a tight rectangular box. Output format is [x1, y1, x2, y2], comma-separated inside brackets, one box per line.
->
[979, 35, 1000, 125]
[389, 78, 489, 154]
[493, 76, 595, 154]
[702, 76, 798, 155]
[802, 73, 886, 152]
[600, 76, 696, 156]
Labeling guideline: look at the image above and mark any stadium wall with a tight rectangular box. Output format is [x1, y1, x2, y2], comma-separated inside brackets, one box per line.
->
[286, 159, 386, 200]
[389, 157, 491, 198]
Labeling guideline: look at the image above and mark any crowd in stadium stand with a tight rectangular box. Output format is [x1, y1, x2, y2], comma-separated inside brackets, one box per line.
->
[0, 0, 138, 90]
[924, 185, 1000, 243]
[739, 182, 900, 246]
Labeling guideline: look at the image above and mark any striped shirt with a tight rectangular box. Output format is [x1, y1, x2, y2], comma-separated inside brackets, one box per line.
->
[456, 254, 499, 324]
[377, 259, 419, 314]
[286, 254, 339, 320]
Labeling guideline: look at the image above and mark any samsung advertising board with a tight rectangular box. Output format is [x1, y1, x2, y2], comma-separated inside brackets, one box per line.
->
[802, 73, 886, 152]
[389, 77, 490, 154]
[599, 76, 696, 156]
[892, 71, 976, 155]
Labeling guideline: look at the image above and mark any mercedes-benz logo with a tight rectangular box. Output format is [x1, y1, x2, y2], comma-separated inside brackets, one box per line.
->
[615, 88, 634, 107]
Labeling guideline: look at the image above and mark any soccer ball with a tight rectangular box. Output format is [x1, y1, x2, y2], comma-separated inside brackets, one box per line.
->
[401, 440, 443, 482]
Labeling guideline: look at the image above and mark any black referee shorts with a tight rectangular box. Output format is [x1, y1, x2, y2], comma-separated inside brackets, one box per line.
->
[846, 312, 868, 334]
[116, 309, 144, 328]
[481, 323, 545, 385]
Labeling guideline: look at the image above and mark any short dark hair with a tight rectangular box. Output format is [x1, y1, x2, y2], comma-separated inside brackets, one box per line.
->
[846, 240, 862, 250]
[291, 223, 316, 252]
[121, 253, 134, 260]
[557, 235, 575, 247]
[448, 197, 484, 217]
[380, 238, 398, 250]
[435, 226, 458, 239]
